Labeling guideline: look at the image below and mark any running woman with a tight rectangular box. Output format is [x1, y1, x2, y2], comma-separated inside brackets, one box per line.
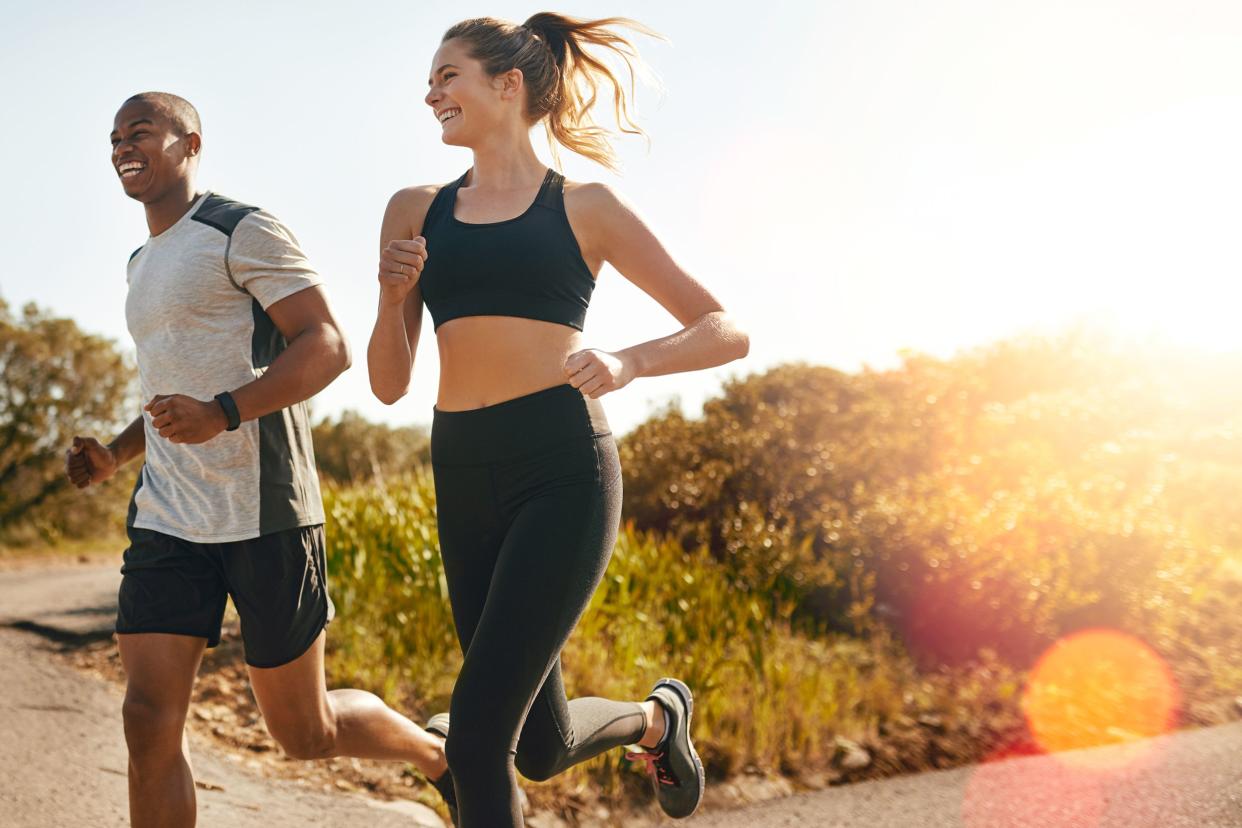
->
[67, 92, 451, 828]
[367, 13, 749, 826]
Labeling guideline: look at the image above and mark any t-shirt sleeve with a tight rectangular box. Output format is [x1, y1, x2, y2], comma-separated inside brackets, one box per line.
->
[227, 210, 324, 309]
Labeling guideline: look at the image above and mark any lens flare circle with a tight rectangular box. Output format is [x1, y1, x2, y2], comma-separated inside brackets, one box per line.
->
[1022, 628, 1179, 768]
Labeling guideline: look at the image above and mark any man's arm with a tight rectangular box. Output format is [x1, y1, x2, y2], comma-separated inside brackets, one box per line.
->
[145, 285, 350, 444]
[231, 285, 351, 421]
[66, 414, 145, 488]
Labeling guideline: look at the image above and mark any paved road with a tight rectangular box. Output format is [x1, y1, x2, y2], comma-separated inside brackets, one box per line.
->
[687, 722, 1242, 827]
[3, 563, 1241, 827]
[0, 563, 441, 828]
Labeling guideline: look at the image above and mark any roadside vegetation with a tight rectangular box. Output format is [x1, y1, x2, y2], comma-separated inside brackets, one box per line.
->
[8, 294, 1240, 819]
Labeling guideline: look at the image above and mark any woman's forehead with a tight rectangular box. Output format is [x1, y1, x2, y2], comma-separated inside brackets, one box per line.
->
[431, 38, 470, 69]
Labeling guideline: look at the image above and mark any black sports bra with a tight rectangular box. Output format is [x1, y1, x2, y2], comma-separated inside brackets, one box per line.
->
[418, 167, 597, 332]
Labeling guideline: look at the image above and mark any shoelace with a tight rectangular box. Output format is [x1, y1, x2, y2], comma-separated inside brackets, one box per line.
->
[626, 749, 677, 786]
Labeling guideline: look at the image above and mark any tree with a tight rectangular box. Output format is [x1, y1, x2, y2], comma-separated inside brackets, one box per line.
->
[0, 297, 136, 541]
[311, 410, 431, 484]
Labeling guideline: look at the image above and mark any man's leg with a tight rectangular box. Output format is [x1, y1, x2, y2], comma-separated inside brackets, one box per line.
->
[247, 630, 446, 775]
[117, 633, 206, 828]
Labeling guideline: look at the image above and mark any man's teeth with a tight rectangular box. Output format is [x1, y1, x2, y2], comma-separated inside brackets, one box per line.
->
[118, 161, 146, 178]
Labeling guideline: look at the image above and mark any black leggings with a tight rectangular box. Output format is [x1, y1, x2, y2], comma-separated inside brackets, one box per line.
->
[430, 383, 646, 826]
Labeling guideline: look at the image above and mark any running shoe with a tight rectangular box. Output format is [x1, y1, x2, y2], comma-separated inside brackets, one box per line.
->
[424, 713, 459, 827]
[625, 677, 705, 818]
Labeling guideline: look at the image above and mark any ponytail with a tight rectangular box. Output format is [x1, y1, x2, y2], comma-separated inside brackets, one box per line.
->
[442, 13, 662, 172]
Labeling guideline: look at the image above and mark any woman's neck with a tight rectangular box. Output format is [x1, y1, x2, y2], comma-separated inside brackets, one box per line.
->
[467, 132, 546, 191]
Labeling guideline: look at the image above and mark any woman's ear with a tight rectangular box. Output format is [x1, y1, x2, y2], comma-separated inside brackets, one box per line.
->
[498, 67, 524, 101]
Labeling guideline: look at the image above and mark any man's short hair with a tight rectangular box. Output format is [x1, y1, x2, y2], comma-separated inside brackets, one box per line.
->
[124, 92, 202, 137]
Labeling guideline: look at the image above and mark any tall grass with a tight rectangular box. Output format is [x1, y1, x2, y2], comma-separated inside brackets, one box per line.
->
[320, 472, 1032, 809]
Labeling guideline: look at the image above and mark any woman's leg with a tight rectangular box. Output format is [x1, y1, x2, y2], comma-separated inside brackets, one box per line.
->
[443, 435, 643, 826]
[510, 436, 650, 781]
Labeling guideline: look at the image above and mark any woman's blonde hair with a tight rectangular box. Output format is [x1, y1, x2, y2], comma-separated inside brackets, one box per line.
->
[442, 12, 662, 172]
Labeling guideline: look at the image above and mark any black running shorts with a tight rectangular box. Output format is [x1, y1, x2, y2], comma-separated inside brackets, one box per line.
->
[115, 523, 334, 668]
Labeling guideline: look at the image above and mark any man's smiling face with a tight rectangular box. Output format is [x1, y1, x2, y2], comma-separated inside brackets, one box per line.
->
[110, 99, 198, 204]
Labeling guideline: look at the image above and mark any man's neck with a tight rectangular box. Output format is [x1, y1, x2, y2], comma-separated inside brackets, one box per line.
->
[144, 179, 201, 236]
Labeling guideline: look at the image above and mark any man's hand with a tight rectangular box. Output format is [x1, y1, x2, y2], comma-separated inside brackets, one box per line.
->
[563, 349, 636, 399]
[145, 394, 229, 444]
[65, 436, 118, 488]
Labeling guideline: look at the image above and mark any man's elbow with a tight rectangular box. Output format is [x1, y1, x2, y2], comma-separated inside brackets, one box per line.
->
[326, 325, 352, 377]
[336, 334, 353, 375]
[735, 327, 750, 360]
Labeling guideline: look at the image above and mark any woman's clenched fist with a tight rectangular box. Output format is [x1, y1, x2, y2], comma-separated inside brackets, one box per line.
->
[378, 237, 428, 305]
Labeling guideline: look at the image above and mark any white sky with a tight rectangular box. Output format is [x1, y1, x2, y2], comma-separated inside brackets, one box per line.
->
[1, 0, 1239, 436]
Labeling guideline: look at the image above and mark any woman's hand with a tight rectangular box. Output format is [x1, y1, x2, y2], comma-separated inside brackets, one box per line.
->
[378, 237, 428, 306]
[563, 349, 637, 398]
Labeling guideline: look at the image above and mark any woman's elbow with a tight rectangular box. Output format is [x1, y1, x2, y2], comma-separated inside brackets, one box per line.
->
[717, 311, 750, 361]
[368, 376, 407, 406]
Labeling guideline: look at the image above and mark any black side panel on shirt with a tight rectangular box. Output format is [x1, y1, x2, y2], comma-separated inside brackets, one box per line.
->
[125, 466, 144, 528]
[193, 195, 262, 295]
[251, 300, 319, 535]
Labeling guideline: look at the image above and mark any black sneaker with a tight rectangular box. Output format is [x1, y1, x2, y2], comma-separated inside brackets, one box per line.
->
[425, 713, 459, 827]
[625, 677, 705, 818]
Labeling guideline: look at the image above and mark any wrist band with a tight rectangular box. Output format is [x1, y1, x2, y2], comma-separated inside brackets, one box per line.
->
[214, 391, 241, 432]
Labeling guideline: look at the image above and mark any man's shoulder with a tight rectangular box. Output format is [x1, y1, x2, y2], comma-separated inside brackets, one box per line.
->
[191, 192, 262, 238]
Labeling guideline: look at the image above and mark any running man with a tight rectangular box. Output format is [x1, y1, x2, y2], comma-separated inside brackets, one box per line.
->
[66, 92, 453, 827]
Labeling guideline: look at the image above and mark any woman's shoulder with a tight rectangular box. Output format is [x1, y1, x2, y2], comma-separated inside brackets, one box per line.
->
[562, 177, 631, 220]
[386, 183, 444, 214]
[383, 182, 455, 234]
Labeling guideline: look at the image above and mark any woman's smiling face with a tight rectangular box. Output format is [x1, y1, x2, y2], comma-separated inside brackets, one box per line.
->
[425, 37, 522, 147]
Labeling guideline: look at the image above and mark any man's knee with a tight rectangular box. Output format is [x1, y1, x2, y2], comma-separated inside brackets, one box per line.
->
[266, 715, 338, 760]
[121, 695, 185, 764]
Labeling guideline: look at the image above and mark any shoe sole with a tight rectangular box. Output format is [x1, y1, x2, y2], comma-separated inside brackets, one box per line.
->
[425, 712, 450, 739]
[655, 677, 706, 818]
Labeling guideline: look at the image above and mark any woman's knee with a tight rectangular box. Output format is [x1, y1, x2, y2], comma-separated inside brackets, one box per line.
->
[444, 714, 512, 782]
[514, 742, 565, 782]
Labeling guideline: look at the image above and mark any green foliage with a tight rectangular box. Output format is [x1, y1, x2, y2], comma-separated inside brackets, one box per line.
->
[312, 410, 430, 484]
[320, 472, 959, 800]
[312, 329, 1242, 810]
[619, 329, 1242, 664]
[0, 297, 137, 543]
[321, 469, 458, 708]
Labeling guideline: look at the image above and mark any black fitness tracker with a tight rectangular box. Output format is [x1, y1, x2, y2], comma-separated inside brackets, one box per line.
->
[214, 391, 241, 432]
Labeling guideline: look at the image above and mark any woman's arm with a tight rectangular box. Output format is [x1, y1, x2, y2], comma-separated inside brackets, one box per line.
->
[368, 186, 436, 405]
[561, 183, 750, 398]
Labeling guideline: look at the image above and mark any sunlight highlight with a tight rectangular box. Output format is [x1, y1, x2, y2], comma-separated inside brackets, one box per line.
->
[1022, 629, 1179, 769]
[962, 748, 1107, 828]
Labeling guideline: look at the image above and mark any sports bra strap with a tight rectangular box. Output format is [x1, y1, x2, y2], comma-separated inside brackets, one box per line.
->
[534, 170, 565, 213]
[422, 176, 463, 229]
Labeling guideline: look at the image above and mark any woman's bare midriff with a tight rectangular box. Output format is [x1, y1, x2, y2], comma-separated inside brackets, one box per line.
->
[433, 315, 587, 411]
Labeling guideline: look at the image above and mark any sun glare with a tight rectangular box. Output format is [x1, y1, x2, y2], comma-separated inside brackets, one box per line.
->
[1021, 629, 1179, 768]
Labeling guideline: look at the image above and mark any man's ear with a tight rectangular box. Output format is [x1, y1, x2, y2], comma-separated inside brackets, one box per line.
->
[185, 132, 202, 158]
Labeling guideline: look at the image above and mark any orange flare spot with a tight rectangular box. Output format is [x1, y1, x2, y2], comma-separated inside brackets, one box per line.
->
[1022, 629, 1178, 768]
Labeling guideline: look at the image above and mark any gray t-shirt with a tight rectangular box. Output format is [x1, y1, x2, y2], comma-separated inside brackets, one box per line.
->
[124, 191, 325, 543]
